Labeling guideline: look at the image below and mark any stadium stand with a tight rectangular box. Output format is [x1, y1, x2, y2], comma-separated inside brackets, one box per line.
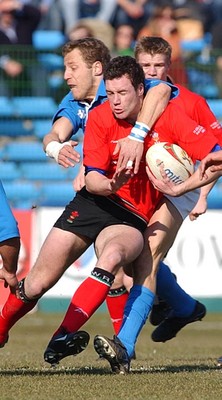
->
[207, 99, 222, 120]
[40, 182, 76, 207]
[32, 30, 66, 51]
[2, 141, 47, 162]
[0, 97, 14, 117]
[3, 181, 41, 209]
[0, 31, 221, 210]
[32, 119, 52, 140]
[12, 96, 58, 119]
[0, 120, 33, 137]
[0, 161, 22, 181]
[19, 161, 76, 181]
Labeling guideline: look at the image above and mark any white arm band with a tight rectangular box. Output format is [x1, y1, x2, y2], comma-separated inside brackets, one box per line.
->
[128, 122, 150, 143]
[45, 141, 72, 163]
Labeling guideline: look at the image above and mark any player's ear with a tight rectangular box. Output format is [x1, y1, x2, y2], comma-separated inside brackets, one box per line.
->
[93, 61, 103, 76]
[138, 83, 144, 96]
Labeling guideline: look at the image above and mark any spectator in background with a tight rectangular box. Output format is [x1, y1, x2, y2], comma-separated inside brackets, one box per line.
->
[211, 19, 222, 98]
[110, 0, 155, 37]
[58, 0, 117, 36]
[0, 0, 40, 45]
[28, 0, 63, 31]
[68, 21, 94, 41]
[137, 3, 188, 85]
[0, 0, 46, 96]
[111, 24, 135, 57]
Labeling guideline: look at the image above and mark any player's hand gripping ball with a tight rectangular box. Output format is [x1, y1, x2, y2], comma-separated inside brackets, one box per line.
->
[146, 142, 194, 184]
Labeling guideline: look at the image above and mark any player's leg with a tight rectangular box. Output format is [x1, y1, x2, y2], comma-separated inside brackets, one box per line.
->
[45, 224, 144, 366]
[93, 197, 186, 373]
[0, 227, 91, 348]
[53, 224, 143, 336]
[151, 192, 206, 342]
[106, 268, 129, 334]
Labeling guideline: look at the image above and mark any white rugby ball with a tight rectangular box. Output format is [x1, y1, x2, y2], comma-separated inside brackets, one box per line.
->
[146, 142, 194, 184]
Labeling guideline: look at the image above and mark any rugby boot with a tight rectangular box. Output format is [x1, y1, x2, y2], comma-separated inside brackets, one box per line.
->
[217, 355, 222, 367]
[149, 273, 177, 326]
[44, 330, 90, 365]
[151, 301, 206, 342]
[94, 334, 130, 374]
[149, 300, 173, 326]
[0, 333, 9, 348]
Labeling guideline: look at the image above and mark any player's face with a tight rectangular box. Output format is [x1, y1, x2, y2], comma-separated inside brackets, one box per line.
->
[64, 49, 96, 101]
[106, 75, 144, 123]
[136, 52, 170, 81]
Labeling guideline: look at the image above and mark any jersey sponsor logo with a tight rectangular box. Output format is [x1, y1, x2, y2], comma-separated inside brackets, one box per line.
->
[193, 125, 206, 135]
[211, 121, 222, 130]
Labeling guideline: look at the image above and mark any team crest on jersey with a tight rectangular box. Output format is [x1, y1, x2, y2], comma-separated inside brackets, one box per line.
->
[77, 109, 87, 119]
[67, 210, 79, 223]
[149, 130, 160, 142]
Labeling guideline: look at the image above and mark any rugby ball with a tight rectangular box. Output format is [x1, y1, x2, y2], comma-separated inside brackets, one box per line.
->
[146, 142, 194, 184]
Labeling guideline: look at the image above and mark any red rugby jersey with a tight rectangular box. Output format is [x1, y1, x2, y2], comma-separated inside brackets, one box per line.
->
[84, 101, 162, 223]
[174, 84, 222, 145]
[84, 99, 219, 221]
[147, 100, 218, 161]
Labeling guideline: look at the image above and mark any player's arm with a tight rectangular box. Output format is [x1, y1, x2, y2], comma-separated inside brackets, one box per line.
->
[73, 162, 85, 192]
[114, 82, 171, 174]
[0, 237, 20, 294]
[85, 168, 131, 196]
[189, 181, 216, 221]
[146, 160, 221, 196]
[199, 150, 222, 176]
[43, 117, 81, 168]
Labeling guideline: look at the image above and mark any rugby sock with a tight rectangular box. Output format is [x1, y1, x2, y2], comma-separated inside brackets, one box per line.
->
[117, 285, 155, 358]
[54, 267, 115, 336]
[106, 286, 129, 334]
[0, 293, 37, 342]
[157, 261, 196, 316]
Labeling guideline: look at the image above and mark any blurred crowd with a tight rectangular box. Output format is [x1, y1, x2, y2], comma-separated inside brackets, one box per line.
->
[1, 0, 222, 93]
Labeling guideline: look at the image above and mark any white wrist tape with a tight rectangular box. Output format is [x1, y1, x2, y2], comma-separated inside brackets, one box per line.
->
[129, 122, 150, 143]
[45, 141, 72, 163]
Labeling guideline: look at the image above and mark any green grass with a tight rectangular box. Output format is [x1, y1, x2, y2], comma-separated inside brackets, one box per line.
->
[0, 311, 222, 400]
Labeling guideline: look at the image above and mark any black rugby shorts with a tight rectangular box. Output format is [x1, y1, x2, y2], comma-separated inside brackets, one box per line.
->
[54, 187, 146, 241]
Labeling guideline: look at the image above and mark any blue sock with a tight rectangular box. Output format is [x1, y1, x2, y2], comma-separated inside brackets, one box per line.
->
[157, 261, 196, 317]
[117, 285, 154, 358]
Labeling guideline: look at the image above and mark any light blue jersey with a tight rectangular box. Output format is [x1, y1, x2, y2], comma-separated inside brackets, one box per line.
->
[0, 181, 20, 242]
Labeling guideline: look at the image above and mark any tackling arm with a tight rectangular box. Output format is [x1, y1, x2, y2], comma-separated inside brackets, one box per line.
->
[85, 169, 132, 196]
[114, 83, 171, 174]
[43, 117, 80, 168]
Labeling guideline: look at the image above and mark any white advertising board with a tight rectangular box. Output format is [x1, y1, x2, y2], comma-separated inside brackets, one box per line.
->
[165, 210, 222, 297]
[35, 208, 222, 299]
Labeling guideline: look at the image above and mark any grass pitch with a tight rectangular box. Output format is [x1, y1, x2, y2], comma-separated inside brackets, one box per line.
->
[0, 310, 222, 400]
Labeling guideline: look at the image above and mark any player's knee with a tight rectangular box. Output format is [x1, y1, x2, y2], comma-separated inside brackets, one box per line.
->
[18, 278, 41, 303]
[19, 276, 45, 301]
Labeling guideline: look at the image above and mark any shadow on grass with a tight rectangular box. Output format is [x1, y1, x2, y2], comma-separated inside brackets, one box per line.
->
[0, 363, 220, 376]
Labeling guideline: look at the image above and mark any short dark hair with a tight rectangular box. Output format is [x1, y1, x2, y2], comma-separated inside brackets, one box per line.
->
[134, 36, 172, 65]
[62, 38, 111, 71]
[104, 56, 145, 90]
